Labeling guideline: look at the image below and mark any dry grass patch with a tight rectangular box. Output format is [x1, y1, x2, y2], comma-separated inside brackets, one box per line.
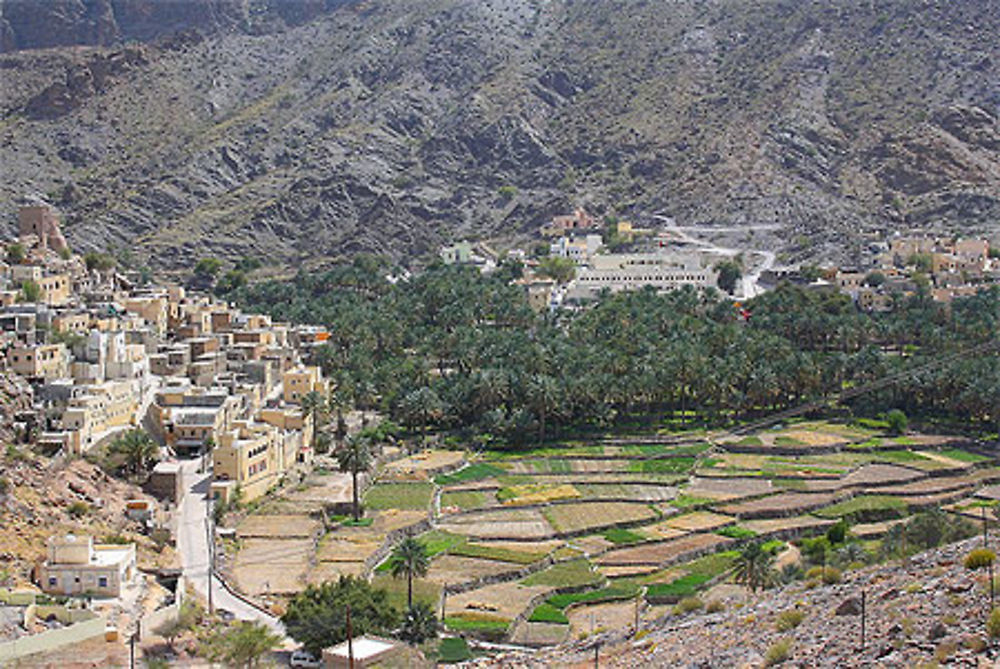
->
[596, 534, 732, 567]
[843, 463, 926, 487]
[381, 449, 465, 480]
[567, 601, 639, 638]
[316, 536, 381, 562]
[306, 561, 364, 585]
[643, 523, 690, 541]
[426, 554, 526, 585]
[664, 511, 735, 532]
[599, 564, 661, 578]
[438, 507, 554, 540]
[499, 483, 581, 505]
[544, 501, 657, 534]
[742, 516, 836, 534]
[232, 538, 312, 595]
[236, 514, 320, 539]
[447, 582, 553, 620]
[685, 476, 773, 501]
[777, 430, 845, 447]
[719, 492, 836, 518]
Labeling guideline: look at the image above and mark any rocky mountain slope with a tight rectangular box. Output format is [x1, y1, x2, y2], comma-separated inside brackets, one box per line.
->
[471, 534, 1000, 668]
[1, 0, 999, 269]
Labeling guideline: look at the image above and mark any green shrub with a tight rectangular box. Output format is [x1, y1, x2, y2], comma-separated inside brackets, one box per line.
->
[826, 519, 849, 545]
[673, 597, 703, 614]
[764, 638, 793, 666]
[886, 409, 908, 436]
[67, 501, 90, 518]
[988, 609, 1000, 640]
[705, 599, 725, 613]
[528, 603, 569, 624]
[716, 525, 757, 539]
[804, 566, 841, 584]
[438, 637, 472, 663]
[965, 548, 996, 570]
[775, 609, 806, 632]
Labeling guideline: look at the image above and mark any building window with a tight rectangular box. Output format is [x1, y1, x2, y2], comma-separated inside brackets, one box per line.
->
[98, 576, 108, 588]
[48, 577, 57, 586]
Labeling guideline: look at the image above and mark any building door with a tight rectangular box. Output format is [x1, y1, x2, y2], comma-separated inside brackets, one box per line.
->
[64, 575, 74, 595]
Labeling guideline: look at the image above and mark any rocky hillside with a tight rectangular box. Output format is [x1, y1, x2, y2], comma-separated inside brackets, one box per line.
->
[471, 534, 1000, 667]
[1, 0, 999, 269]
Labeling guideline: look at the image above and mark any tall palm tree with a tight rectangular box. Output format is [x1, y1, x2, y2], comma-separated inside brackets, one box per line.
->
[337, 435, 371, 521]
[110, 429, 158, 479]
[301, 390, 325, 451]
[733, 542, 777, 594]
[389, 537, 430, 609]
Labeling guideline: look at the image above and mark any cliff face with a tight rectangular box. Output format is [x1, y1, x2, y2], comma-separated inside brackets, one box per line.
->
[0, 0, 998, 270]
[0, 0, 245, 52]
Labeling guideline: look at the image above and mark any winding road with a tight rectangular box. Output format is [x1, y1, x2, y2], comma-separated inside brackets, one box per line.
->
[175, 459, 288, 638]
[651, 215, 778, 299]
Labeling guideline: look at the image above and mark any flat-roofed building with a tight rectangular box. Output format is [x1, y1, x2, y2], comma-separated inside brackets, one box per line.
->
[568, 252, 718, 301]
[211, 421, 281, 502]
[39, 534, 136, 598]
[283, 365, 327, 404]
[6, 343, 68, 380]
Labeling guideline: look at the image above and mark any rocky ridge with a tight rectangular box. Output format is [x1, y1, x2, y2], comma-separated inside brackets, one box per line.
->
[0, 0, 998, 269]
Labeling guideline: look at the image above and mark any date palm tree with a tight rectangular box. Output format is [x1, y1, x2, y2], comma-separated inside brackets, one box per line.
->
[389, 537, 429, 609]
[733, 542, 777, 594]
[337, 434, 371, 521]
[110, 429, 159, 480]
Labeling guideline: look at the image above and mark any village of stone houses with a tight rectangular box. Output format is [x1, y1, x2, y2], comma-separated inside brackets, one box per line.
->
[0, 198, 999, 668]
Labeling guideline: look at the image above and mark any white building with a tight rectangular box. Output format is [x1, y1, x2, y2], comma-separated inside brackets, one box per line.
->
[567, 251, 719, 301]
[39, 534, 136, 598]
[549, 234, 603, 263]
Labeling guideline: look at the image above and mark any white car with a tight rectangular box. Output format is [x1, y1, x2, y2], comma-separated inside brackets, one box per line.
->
[290, 650, 322, 668]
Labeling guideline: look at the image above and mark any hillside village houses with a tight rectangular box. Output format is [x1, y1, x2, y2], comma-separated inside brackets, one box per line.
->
[0, 204, 329, 504]
[834, 234, 997, 311]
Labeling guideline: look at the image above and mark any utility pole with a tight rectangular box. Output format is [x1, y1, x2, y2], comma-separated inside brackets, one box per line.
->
[990, 560, 995, 612]
[984, 505, 989, 546]
[347, 604, 355, 669]
[860, 590, 866, 652]
[129, 631, 136, 669]
[206, 492, 214, 615]
[593, 641, 600, 668]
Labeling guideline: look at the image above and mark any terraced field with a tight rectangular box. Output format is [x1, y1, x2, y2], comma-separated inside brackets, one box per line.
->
[227, 424, 997, 648]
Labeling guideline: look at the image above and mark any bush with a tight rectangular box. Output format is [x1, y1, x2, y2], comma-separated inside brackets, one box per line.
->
[826, 519, 849, 545]
[764, 638, 793, 666]
[965, 548, 996, 570]
[775, 609, 806, 632]
[705, 599, 725, 613]
[886, 409, 908, 436]
[804, 566, 841, 585]
[673, 597, 704, 614]
[716, 525, 757, 540]
[988, 609, 1000, 640]
[67, 501, 90, 518]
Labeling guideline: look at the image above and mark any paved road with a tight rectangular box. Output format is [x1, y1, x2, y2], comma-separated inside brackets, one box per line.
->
[175, 459, 288, 639]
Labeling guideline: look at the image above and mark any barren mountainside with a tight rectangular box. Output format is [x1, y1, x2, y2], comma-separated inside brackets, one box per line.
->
[1, 0, 999, 269]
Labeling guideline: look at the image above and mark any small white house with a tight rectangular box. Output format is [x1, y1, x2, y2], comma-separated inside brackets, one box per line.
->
[39, 534, 136, 598]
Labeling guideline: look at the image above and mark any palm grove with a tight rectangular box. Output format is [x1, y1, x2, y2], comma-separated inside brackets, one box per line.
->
[231, 257, 1000, 445]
